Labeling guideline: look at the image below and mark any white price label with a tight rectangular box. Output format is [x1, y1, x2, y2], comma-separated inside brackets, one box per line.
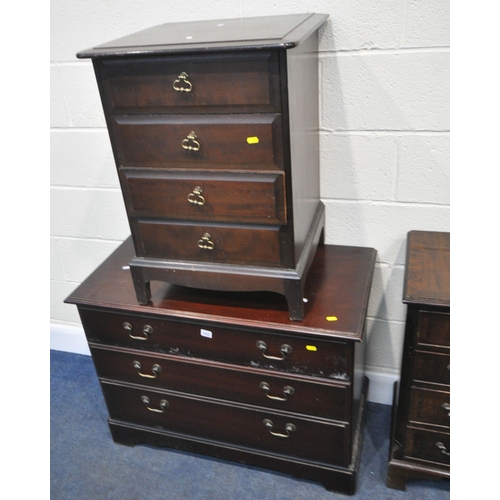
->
[200, 329, 213, 339]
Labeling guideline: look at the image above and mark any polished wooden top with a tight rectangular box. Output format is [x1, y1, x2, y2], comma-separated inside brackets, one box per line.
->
[76, 13, 328, 58]
[403, 230, 450, 307]
[66, 237, 376, 341]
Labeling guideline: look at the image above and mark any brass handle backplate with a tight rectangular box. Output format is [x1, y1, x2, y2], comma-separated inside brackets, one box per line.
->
[141, 395, 169, 413]
[263, 419, 296, 438]
[442, 402, 450, 417]
[187, 186, 205, 206]
[133, 361, 162, 379]
[173, 72, 193, 92]
[198, 233, 214, 250]
[435, 441, 450, 456]
[182, 131, 201, 151]
[256, 341, 292, 361]
[123, 322, 152, 341]
[260, 382, 295, 401]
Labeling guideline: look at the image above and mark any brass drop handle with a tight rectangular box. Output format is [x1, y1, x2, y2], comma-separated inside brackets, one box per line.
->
[442, 402, 450, 417]
[141, 395, 169, 413]
[256, 341, 292, 361]
[435, 441, 450, 456]
[173, 72, 193, 92]
[260, 382, 295, 401]
[181, 131, 201, 151]
[263, 419, 296, 438]
[123, 322, 153, 341]
[133, 361, 162, 379]
[198, 233, 214, 250]
[187, 186, 205, 206]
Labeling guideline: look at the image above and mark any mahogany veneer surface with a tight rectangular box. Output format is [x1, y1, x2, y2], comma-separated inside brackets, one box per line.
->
[66, 238, 376, 495]
[67, 237, 375, 339]
[76, 13, 329, 320]
[387, 230, 450, 490]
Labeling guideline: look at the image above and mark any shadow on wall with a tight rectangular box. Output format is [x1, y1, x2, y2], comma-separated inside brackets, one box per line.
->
[364, 237, 407, 376]
[318, 20, 364, 249]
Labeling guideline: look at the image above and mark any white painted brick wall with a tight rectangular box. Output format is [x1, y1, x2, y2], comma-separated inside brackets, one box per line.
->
[50, 0, 450, 404]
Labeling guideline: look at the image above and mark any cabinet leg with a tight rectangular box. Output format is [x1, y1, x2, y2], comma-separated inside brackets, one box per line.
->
[130, 267, 151, 305]
[386, 465, 408, 491]
[284, 281, 305, 321]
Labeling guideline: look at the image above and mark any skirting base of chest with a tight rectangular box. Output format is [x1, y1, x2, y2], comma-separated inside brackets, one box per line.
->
[386, 382, 450, 490]
[386, 459, 450, 491]
[129, 202, 325, 321]
[108, 375, 368, 496]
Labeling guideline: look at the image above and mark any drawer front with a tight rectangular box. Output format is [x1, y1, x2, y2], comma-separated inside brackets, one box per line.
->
[90, 346, 350, 421]
[413, 350, 450, 386]
[99, 52, 281, 113]
[121, 170, 286, 224]
[78, 308, 352, 380]
[417, 310, 450, 347]
[408, 387, 450, 428]
[132, 220, 283, 266]
[109, 115, 284, 170]
[101, 381, 350, 466]
[405, 426, 450, 466]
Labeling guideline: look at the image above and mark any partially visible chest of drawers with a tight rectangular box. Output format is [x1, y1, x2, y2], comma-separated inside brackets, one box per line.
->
[65, 237, 377, 495]
[77, 13, 329, 321]
[387, 231, 450, 490]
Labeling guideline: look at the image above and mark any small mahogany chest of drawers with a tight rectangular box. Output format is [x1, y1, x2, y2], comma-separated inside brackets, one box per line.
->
[65, 237, 376, 494]
[76, 13, 329, 321]
[387, 231, 450, 489]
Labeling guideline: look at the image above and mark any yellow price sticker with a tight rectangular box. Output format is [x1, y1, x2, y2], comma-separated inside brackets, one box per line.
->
[246, 136, 259, 144]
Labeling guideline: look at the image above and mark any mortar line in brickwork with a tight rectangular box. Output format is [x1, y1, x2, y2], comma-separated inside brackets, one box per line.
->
[50, 185, 122, 192]
[401, 0, 411, 48]
[320, 130, 450, 136]
[322, 199, 449, 209]
[319, 46, 449, 57]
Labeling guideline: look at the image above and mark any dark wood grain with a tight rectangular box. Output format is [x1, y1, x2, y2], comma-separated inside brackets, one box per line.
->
[405, 426, 450, 466]
[387, 231, 450, 491]
[78, 305, 352, 379]
[76, 14, 329, 58]
[109, 114, 284, 169]
[66, 237, 377, 340]
[408, 387, 450, 427]
[100, 381, 350, 466]
[90, 345, 350, 421]
[68, 14, 381, 495]
[83, 15, 328, 320]
[65, 237, 374, 495]
[120, 170, 286, 224]
[412, 350, 450, 385]
[404, 231, 450, 306]
[283, 29, 321, 265]
[132, 220, 283, 265]
[415, 310, 450, 347]
[99, 51, 281, 114]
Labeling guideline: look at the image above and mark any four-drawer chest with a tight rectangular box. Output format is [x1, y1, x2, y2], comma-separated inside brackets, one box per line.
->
[387, 231, 450, 489]
[76, 13, 329, 321]
[65, 237, 376, 495]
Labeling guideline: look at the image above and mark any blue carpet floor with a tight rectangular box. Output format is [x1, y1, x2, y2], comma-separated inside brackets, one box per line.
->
[50, 350, 450, 499]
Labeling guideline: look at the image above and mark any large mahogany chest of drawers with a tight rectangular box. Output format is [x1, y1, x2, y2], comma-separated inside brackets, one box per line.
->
[65, 237, 376, 494]
[387, 231, 450, 489]
[76, 13, 329, 321]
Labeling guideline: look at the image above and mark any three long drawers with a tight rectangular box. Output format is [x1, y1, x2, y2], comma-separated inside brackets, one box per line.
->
[79, 305, 356, 467]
